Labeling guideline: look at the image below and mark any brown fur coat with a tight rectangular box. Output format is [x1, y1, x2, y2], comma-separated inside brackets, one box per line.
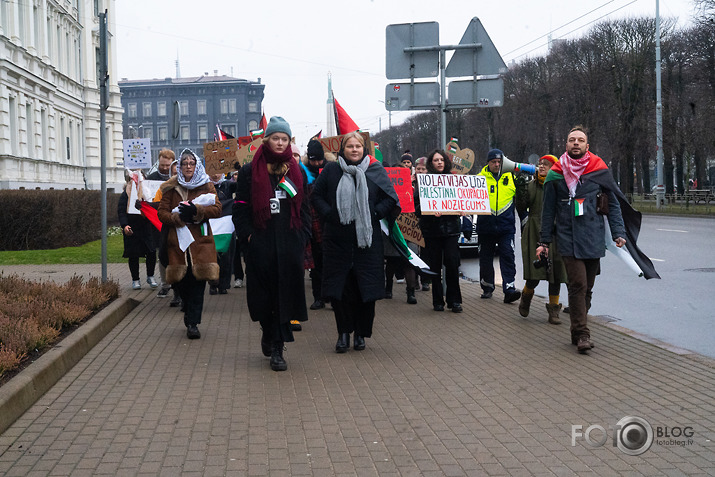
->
[157, 176, 222, 284]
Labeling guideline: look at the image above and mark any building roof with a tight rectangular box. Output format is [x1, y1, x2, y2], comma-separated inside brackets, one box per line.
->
[118, 75, 261, 87]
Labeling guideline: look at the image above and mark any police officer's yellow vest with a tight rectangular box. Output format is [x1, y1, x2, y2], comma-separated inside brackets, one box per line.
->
[479, 165, 516, 216]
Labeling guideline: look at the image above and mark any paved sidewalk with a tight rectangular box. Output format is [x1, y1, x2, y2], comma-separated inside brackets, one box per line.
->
[0, 264, 713, 475]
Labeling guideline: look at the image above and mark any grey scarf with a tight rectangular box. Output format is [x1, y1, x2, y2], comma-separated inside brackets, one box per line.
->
[337, 156, 372, 248]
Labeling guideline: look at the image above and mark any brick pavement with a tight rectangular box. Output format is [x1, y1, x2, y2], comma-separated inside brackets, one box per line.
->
[0, 264, 713, 476]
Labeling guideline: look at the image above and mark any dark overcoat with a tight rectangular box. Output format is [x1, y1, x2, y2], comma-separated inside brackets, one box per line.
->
[311, 160, 399, 303]
[233, 163, 311, 324]
[118, 190, 156, 258]
[515, 179, 567, 283]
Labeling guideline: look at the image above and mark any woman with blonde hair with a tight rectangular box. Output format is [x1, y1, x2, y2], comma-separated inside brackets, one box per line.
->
[311, 132, 400, 353]
[233, 117, 311, 371]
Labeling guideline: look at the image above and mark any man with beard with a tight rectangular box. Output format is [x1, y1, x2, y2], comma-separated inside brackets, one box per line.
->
[300, 139, 329, 310]
[537, 126, 629, 354]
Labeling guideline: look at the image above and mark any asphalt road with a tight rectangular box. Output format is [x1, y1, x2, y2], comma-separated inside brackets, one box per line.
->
[459, 215, 715, 359]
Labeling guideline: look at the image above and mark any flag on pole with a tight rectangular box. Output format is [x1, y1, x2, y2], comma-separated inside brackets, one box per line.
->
[139, 201, 162, 231]
[310, 130, 323, 140]
[333, 95, 360, 135]
[278, 176, 298, 198]
[259, 113, 268, 131]
[380, 219, 435, 274]
[250, 129, 264, 139]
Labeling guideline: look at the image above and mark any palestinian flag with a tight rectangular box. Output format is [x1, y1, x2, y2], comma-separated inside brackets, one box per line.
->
[450, 137, 458, 143]
[250, 129, 264, 139]
[448, 143, 457, 154]
[259, 113, 268, 131]
[373, 142, 383, 163]
[139, 201, 162, 231]
[278, 176, 298, 198]
[380, 219, 435, 275]
[311, 130, 322, 140]
[574, 198, 585, 216]
[333, 95, 360, 135]
[208, 198, 234, 253]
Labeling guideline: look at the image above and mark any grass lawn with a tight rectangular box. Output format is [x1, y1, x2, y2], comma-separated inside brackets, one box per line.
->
[0, 234, 126, 265]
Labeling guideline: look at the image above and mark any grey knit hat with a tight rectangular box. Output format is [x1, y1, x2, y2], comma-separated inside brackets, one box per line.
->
[265, 116, 292, 138]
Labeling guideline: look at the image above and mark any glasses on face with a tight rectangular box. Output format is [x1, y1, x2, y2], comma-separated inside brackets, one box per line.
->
[181, 162, 196, 168]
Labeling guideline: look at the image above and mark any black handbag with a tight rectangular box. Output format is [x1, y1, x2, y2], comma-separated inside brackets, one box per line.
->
[596, 192, 609, 215]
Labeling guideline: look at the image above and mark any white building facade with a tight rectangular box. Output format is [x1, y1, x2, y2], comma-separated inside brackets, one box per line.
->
[0, 0, 124, 191]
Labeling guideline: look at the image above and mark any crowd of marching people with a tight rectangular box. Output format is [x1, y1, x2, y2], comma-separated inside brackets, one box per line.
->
[122, 119, 658, 371]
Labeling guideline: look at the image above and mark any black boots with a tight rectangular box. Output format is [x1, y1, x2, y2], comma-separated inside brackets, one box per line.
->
[353, 335, 365, 350]
[270, 342, 287, 371]
[335, 333, 350, 353]
[406, 287, 417, 304]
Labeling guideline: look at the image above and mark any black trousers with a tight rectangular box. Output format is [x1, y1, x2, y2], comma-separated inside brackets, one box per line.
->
[331, 268, 376, 337]
[310, 239, 324, 300]
[175, 261, 206, 327]
[233, 236, 246, 281]
[128, 253, 156, 281]
[424, 235, 462, 307]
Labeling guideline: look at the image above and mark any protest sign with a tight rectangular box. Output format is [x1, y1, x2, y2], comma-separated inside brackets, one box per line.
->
[445, 139, 475, 175]
[396, 213, 424, 247]
[385, 167, 414, 213]
[123, 138, 151, 169]
[318, 132, 373, 156]
[204, 138, 239, 174]
[416, 173, 489, 215]
[236, 137, 263, 166]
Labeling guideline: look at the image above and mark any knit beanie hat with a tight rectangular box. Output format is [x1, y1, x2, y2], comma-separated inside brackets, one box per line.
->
[487, 148, 504, 162]
[540, 154, 558, 165]
[265, 116, 292, 138]
[307, 139, 325, 162]
[291, 143, 300, 156]
[400, 152, 413, 165]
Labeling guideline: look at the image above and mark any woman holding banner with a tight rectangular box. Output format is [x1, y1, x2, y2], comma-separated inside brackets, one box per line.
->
[311, 132, 400, 353]
[233, 117, 311, 372]
[416, 149, 463, 313]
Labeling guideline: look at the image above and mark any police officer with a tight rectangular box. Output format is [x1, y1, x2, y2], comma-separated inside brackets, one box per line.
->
[476, 149, 521, 303]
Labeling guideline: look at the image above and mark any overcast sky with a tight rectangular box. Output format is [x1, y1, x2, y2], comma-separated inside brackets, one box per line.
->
[114, 0, 696, 150]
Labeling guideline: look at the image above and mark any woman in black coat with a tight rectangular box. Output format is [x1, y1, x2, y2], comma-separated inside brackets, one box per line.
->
[416, 150, 463, 313]
[118, 177, 157, 290]
[233, 116, 311, 372]
[311, 132, 400, 353]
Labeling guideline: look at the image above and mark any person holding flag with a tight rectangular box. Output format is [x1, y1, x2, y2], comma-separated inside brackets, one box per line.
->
[233, 117, 311, 372]
[311, 132, 400, 353]
[537, 126, 658, 354]
[208, 172, 236, 295]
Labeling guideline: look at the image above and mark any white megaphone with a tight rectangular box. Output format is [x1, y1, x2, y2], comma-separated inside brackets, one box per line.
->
[502, 156, 536, 175]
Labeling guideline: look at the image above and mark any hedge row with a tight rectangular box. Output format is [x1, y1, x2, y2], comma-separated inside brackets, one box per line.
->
[0, 190, 120, 251]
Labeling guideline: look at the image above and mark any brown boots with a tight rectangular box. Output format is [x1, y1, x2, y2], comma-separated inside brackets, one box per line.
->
[518, 289, 534, 317]
[545, 303, 562, 325]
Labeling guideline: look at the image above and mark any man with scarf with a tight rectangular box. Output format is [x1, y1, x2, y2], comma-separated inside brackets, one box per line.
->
[300, 139, 328, 311]
[537, 126, 659, 354]
[233, 117, 311, 372]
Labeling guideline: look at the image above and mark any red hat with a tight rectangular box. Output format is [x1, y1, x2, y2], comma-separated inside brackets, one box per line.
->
[541, 154, 558, 165]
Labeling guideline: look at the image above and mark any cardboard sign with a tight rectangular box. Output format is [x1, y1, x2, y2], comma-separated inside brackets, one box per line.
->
[204, 138, 239, 174]
[385, 167, 414, 213]
[235, 137, 263, 166]
[396, 212, 424, 247]
[318, 132, 373, 156]
[445, 139, 475, 175]
[123, 138, 151, 169]
[417, 173, 489, 215]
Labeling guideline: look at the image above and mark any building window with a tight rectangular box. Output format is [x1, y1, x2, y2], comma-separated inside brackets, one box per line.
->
[158, 126, 168, 141]
[143, 126, 153, 140]
[248, 120, 258, 133]
[198, 125, 207, 141]
[9, 96, 17, 155]
[128, 103, 137, 118]
[229, 98, 236, 114]
[225, 125, 236, 137]
[157, 101, 166, 117]
[197, 100, 207, 115]
[26, 103, 34, 158]
[220, 99, 228, 115]
[179, 100, 188, 116]
[180, 125, 189, 141]
[94, 0, 101, 16]
[248, 101, 258, 113]
[41, 108, 48, 158]
[142, 102, 152, 117]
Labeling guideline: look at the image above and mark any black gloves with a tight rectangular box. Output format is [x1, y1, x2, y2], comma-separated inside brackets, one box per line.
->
[178, 202, 197, 223]
[135, 199, 143, 210]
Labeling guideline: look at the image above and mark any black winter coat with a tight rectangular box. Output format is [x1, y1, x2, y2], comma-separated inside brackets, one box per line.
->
[233, 163, 311, 324]
[414, 182, 461, 238]
[311, 161, 399, 302]
[118, 190, 156, 258]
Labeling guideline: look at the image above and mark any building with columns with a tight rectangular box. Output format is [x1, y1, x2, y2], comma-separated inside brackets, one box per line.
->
[0, 0, 125, 191]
